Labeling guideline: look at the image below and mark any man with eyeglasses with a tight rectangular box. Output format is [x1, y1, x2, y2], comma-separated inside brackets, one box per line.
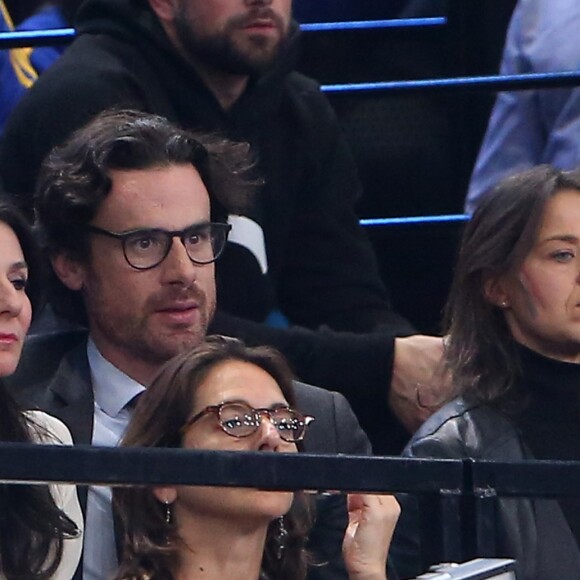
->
[84, 222, 232, 271]
[0, 0, 448, 451]
[8, 110, 398, 580]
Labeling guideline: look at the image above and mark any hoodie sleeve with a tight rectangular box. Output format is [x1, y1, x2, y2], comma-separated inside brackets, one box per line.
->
[275, 74, 416, 336]
[0, 34, 162, 212]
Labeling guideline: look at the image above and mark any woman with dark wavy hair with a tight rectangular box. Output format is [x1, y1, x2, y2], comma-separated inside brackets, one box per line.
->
[114, 336, 399, 580]
[396, 166, 580, 580]
[0, 196, 82, 578]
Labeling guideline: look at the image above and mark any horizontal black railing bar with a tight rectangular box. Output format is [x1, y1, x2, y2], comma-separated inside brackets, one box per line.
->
[360, 214, 469, 228]
[0, 443, 463, 492]
[2, 444, 580, 501]
[322, 71, 580, 95]
[472, 460, 580, 498]
[0, 17, 445, 49]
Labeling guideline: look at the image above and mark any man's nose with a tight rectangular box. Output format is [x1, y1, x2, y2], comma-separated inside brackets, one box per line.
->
[160, 236, 201, 284]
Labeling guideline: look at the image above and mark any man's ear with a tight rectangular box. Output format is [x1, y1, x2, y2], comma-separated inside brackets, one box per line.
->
[483, 274, 510, 308]
[50, 253, 86, 291]
[153, 486, 178, 505]
[147, 0, 176, 23]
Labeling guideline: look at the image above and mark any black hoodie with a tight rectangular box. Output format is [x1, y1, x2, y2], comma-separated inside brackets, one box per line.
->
[0, 0, 413, 452]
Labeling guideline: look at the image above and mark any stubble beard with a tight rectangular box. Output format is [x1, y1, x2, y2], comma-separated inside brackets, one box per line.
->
[129, 296, 215, 367]
[87, 287, 216, 371]
[173, 6, 290, 77]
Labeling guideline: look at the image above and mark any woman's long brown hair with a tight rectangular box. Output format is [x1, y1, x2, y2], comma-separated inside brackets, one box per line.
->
[0, 197, 79, 579]
[114, 336, 313, 580]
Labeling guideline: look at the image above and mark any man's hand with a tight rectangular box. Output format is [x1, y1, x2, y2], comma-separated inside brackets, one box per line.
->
[390, 335, 450, 433]
[342, 493, 400, 580]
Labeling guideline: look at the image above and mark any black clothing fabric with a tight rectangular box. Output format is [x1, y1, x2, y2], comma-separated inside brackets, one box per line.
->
[7, 330, 381, 580]
[510, 347, 580, 547]
[209, 311, 413, 453]
[391, 346, 580, 580]
[0, 0, 411, 333]
[0, 0, 415, 451]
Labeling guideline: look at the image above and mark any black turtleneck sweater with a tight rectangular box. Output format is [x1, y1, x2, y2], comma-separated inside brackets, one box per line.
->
[513, 345, 580, 547]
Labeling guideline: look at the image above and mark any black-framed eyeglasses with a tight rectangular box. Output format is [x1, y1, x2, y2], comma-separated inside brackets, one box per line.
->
[183, 401, 315, 443]
[86, 222, 232, 271]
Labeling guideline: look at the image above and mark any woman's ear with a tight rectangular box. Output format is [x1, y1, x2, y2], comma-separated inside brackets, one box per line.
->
[153, 486, 178, 505]
[484, 275, 510, 309]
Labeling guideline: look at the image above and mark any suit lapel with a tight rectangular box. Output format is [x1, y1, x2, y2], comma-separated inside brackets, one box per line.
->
[44, 342, 95, 444]
[42, 342, 95, 516]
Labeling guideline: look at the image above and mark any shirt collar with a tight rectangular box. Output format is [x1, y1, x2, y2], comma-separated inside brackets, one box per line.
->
[87, 338, 145, 418]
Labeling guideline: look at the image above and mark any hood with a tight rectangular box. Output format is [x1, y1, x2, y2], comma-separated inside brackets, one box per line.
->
[75, 0, 302, 88]
[76, 0, 169, 51]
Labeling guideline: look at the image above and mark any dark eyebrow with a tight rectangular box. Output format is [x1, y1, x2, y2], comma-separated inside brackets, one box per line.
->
[125, 221, 213, 234]
[539, 234, 580, 244]
[220, 398, 289, 410]
[9, 260, 28, 272]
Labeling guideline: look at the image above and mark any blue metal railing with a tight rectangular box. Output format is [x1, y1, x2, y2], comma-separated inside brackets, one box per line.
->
[322, 70, 580, 95]
[4, 26, 576, 98]
[0, 27, 75, 48]
[2, 15, 577, 229]
[300, 17, 447, 32]
[0, 16, 446, 48]
[360, 214, 469, 227]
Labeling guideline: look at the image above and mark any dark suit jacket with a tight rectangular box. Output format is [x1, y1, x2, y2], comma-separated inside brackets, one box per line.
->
[8, 330, 373, 580]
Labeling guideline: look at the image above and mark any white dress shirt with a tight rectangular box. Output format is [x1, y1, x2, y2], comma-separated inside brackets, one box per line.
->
[83, 339, 145, 580]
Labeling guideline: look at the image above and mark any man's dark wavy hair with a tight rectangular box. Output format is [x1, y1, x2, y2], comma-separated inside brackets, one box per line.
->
[444, 165, 580, 410]
[35, 109, 259, 327]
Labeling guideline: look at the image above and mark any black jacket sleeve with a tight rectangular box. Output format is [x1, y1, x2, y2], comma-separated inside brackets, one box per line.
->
[209, 309, 412, 453]
[293, 385, 398, 580]
[390, 402, 580, 580]
[299, 386, 371, 580]
[277, 74, 415, 336]
[211, 310, 394, 404]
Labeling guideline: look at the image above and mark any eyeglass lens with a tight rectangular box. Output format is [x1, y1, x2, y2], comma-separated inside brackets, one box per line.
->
[123, 223, 228, 269]
[218, 402, 308, 442]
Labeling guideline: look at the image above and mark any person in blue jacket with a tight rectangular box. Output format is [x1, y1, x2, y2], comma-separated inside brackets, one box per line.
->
[466, 0, 580, 213]
[0, 0, 80, 133]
